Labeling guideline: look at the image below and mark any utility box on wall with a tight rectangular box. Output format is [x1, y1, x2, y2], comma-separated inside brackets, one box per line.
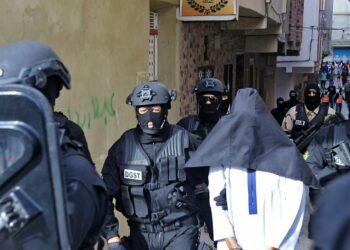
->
[149, 12, 159, 81]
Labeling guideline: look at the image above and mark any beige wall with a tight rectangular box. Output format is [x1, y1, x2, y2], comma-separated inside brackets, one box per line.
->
[0, 0, 150, 170]
[156, 6, 182, 123]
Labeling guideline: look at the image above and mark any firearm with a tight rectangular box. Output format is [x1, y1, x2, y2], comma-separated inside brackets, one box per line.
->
[316, 141, 350, 185]
[294, 113, 344, 153]
[294, 122, 324, 153]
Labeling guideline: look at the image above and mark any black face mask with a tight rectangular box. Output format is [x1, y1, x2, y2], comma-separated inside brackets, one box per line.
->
[197, 94, 222, 123]
[136, 108, 168, 135]
[304, 95, 321, 111]
[40, 77, 62, 107]
[277, 102, 284, 110]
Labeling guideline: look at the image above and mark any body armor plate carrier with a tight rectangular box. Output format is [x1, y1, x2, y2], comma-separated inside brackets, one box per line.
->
[117, 127, 195, 225]
[291, 103, 328, 140]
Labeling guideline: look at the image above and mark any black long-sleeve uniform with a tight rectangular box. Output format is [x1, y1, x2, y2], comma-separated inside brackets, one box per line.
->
[102, 124, 200, 250]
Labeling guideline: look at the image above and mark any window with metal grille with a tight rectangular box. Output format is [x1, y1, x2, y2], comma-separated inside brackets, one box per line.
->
[149, 12, 158, 81]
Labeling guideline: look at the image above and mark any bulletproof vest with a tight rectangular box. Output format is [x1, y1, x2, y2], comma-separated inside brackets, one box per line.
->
[0, 85, 71, 250]
[182, 115, 214, 142]
[58, 128, 86, 158]
[117, 126, 194, 224]
[54, 112, 93, 164]
[291, 103, 328, 140]
[58, 129, 104, 192]
[58, 129, 107, 248]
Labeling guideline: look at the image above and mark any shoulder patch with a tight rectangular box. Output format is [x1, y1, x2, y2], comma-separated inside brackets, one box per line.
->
[303, 151, 310, 160]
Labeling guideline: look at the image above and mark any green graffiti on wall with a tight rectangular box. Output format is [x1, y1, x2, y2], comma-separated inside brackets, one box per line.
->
[66, 93, 117, 129]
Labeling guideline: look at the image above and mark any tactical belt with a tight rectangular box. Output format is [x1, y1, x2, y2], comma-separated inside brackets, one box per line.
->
[195, 191, 209, 199]
[129, 215, 197, 233]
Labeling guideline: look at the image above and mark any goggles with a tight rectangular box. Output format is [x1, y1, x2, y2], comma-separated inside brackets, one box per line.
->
[198, 95, 220, 105]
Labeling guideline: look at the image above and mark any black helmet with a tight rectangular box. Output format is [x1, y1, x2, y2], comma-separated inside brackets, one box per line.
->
[126, 81, 177, 108]
[0, 40, 70, 89]
[193, 78, 227, 95]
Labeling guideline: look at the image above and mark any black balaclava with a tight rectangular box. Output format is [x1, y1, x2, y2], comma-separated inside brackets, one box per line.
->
[289, 90, 298, 102]
[197, 92, 222, 123]
[276, 97, 284, 110]
[136, 104, 168, 136]
[40, 77, 63, 107]
[304, 83, 321, 111]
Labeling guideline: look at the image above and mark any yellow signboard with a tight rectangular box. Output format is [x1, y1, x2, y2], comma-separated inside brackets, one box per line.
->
[178, 0, 237, 21]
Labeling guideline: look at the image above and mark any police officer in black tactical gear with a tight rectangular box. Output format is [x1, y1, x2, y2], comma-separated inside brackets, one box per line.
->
[0, 40, 107, 249]
[283, 90, 301, 112]
[271, 97, 285, 125]
[304, 92, 350, 187]
[19, 54, 94, 164]
[178, 78, 228, 143]
[177, 77, 227, 242]
[102, 82, 201, 250]
[282, 84, 336, 141]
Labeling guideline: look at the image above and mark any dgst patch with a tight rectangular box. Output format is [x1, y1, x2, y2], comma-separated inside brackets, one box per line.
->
[124, 169, 142, 181]
[295, 120, 306, 126]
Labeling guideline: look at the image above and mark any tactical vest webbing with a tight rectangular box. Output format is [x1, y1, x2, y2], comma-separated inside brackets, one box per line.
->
[291, 103, 328, 139]
[117, 127, 192, 223]
[58, 128, 85, 158]
[185, 115, 211, 142]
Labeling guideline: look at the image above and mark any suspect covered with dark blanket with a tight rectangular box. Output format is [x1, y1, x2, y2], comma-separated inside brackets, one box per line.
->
[185, 88, 318, 250]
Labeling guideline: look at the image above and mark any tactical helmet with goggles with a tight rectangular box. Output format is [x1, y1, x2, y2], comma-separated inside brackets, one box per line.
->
[126, 81, 177, 109]
[0, 40, 70, 90]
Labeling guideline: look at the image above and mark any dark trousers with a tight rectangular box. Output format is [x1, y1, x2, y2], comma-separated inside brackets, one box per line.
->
[336, 103, 342, 113]
[329, 94, 336, 109]
[128, 225, 199, 250]
[197, 197, 214, 241]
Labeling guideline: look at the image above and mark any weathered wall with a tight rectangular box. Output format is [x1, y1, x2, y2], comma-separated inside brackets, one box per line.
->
[179, 22, 236, 117]
[0, 0, 150, 170]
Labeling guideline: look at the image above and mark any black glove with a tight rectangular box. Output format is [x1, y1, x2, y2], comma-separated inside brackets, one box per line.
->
[108, 242, 127, 250]
[213, 188, 228, 210]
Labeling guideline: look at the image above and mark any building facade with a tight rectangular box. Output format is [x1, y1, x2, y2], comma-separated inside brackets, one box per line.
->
[331, 0, 350, 61]
[275, 0, 333, 102]
[178, 0, 287, 114]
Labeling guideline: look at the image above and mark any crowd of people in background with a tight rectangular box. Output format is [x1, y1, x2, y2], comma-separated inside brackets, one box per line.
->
[320, 61, 349, 89]
[272, 60, 350, 124]
[269, 62, 350, 250]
